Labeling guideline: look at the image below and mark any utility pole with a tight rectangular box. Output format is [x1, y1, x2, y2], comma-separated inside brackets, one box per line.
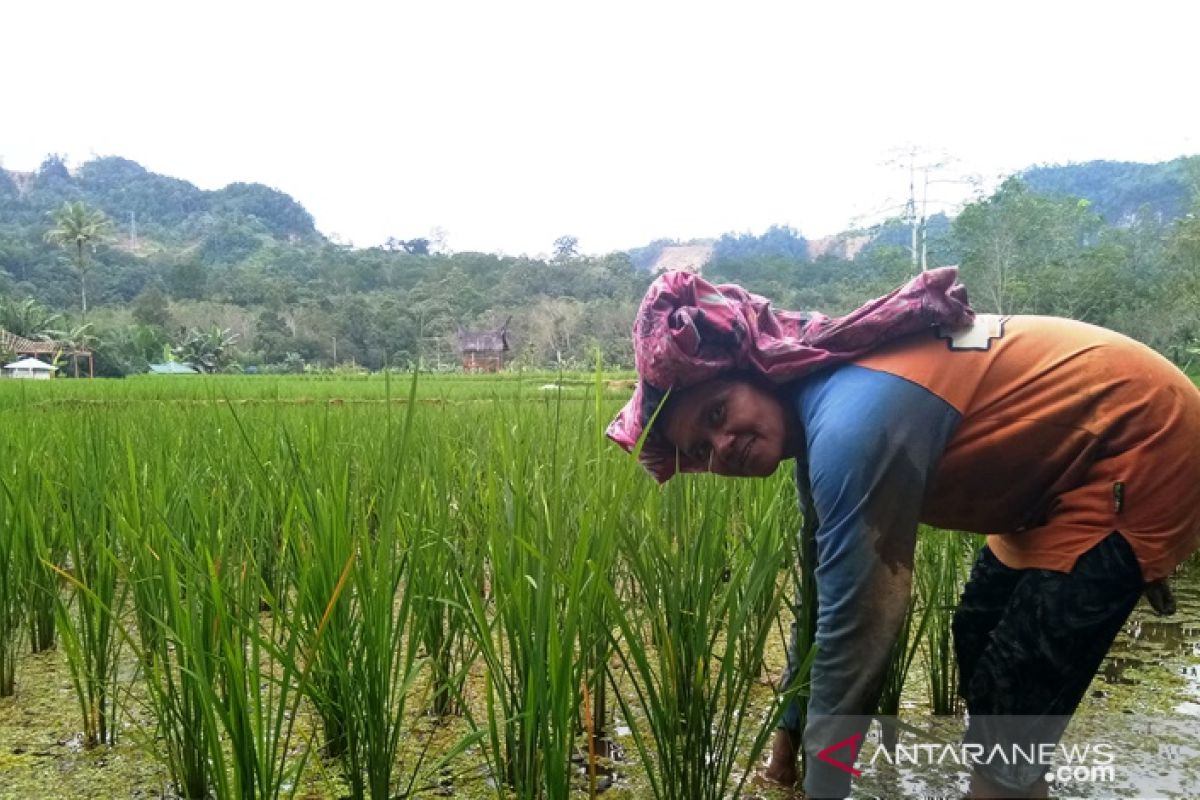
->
[890, 147, 973, 274]
[895, 149, 923, 272]
[921, 170, 930, 271]
[129, 211, 137, 247]
[905, 154, 919, 271]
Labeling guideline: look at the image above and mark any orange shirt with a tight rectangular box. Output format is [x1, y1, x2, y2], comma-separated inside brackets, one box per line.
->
[854, 315, 1200, 580]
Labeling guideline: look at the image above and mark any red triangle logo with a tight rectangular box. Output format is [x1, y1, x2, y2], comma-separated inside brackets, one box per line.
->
[817, 733, 863, 777]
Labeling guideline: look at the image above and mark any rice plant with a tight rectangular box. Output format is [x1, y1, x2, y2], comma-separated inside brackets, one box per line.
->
[214, 399, 317, 799]
[0, 457, 23, 697]
[605, 470, 795, 800]
[287, 371, 480, 799]
[333, 504, 429, 800]
[576, 365, 625, 770]
[25, 529, 59, 654]
[208, 533, 310, 799]
[21, 464, 60, 656]
[334, 371, 431, 800]
[287, 418, 359, 762]
[116, 406, 311, 800]
[458, 385, 596, 798]
[106, 421, 225, 796]
[917, 529, 982, 716]
[0, 387, 54, 662]
[408, 454, 481, 720]
[49, 421, 128, 748]
[124, 503, 226, 797]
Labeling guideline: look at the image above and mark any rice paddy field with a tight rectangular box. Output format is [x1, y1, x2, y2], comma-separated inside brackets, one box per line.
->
[1, 372, 1198, 800]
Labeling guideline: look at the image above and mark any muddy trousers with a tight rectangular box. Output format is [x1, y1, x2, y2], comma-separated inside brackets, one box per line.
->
[952, 531, 1144, 793]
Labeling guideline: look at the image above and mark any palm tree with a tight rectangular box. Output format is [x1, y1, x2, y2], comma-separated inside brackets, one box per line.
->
[0, 297, 62, 339]
[44, 201, 112, 321]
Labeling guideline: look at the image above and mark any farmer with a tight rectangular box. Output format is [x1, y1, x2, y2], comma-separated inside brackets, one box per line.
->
[606, 268, 1200, 799]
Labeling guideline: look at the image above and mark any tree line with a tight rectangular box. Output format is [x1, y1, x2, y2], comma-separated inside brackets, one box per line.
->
[1, 154, 1198, 376]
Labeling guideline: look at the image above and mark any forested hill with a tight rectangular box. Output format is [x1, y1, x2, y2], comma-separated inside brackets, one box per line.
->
[0, 155, 318, 242]
[4, 154, 1195, 268]
[1021, 157, 1198, 224]
[1, 152, 1198, 377]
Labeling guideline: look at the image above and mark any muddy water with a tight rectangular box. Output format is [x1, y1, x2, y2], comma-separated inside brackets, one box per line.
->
[1100, 558, 1200, 709]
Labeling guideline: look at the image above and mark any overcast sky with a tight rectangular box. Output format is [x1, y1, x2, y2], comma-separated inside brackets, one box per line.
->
[3, 0, 1197, 256]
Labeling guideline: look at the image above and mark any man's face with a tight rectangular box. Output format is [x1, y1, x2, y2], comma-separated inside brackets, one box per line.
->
[661, 376, 794, 478]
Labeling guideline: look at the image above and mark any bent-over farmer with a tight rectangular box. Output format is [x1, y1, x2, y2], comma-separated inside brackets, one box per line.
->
[606, 267, 1200, 799]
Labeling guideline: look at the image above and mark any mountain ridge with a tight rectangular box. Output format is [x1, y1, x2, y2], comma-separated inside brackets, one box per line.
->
[5, 154, 1197, 260]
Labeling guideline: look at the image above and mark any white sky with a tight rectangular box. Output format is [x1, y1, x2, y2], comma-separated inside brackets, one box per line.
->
[2, 0, 1197, 256]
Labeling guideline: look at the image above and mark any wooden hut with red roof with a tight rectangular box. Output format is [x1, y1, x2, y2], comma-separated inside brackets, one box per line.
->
[455, 319, 510, 372]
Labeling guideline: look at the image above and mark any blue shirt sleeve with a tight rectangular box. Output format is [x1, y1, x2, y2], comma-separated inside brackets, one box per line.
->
[788, 364, 960, 798]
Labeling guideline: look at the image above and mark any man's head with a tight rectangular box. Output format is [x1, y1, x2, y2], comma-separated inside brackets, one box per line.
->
[660, 373, 800, 478]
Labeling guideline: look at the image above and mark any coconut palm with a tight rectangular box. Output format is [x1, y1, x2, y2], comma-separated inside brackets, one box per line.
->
[44, 201, 112, 321]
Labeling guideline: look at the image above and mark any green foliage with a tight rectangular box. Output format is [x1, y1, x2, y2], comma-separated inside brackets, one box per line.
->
[173, 325, 240, 372]
[48, 424, 129, 748]
[197, 217, 267, 265]
[44, 200, 113, 319]
[552, 234, 579, 260]
[0, 452, 25, 696]
[209, 182, 317, 240]
[713, 223, 808, 261]
[953, 178, 1099, 314]
[0, 296, 61, 338]
[1023, 156, 1200, 224]
[77, 157, 205, 227]
[606, 473, 802, 800]
[915, 529, 981, 717]
[131, 286, 172, 328]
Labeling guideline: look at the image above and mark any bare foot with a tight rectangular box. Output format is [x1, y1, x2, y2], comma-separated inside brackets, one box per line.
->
[762, 728, 801, 787]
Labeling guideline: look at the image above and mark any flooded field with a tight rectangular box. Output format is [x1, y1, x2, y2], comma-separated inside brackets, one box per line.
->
[1, 376, 1198, 799]
[3, 559, 1196, 799]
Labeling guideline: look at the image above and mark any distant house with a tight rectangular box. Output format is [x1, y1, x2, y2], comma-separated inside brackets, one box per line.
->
[148, 362, 200, 375]
[0, 328, 94, 377]
[3, 357, 57, 380]
[456, 320, 510, 372]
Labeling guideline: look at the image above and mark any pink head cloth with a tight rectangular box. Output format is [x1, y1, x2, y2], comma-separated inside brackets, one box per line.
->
[605, 267, 974, 482]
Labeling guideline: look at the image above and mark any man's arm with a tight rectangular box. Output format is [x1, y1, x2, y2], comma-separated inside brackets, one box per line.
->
[793, 365, 960, 798]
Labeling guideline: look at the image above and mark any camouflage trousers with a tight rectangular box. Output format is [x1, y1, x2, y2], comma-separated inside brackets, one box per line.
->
[953, 531, 1144, 792]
